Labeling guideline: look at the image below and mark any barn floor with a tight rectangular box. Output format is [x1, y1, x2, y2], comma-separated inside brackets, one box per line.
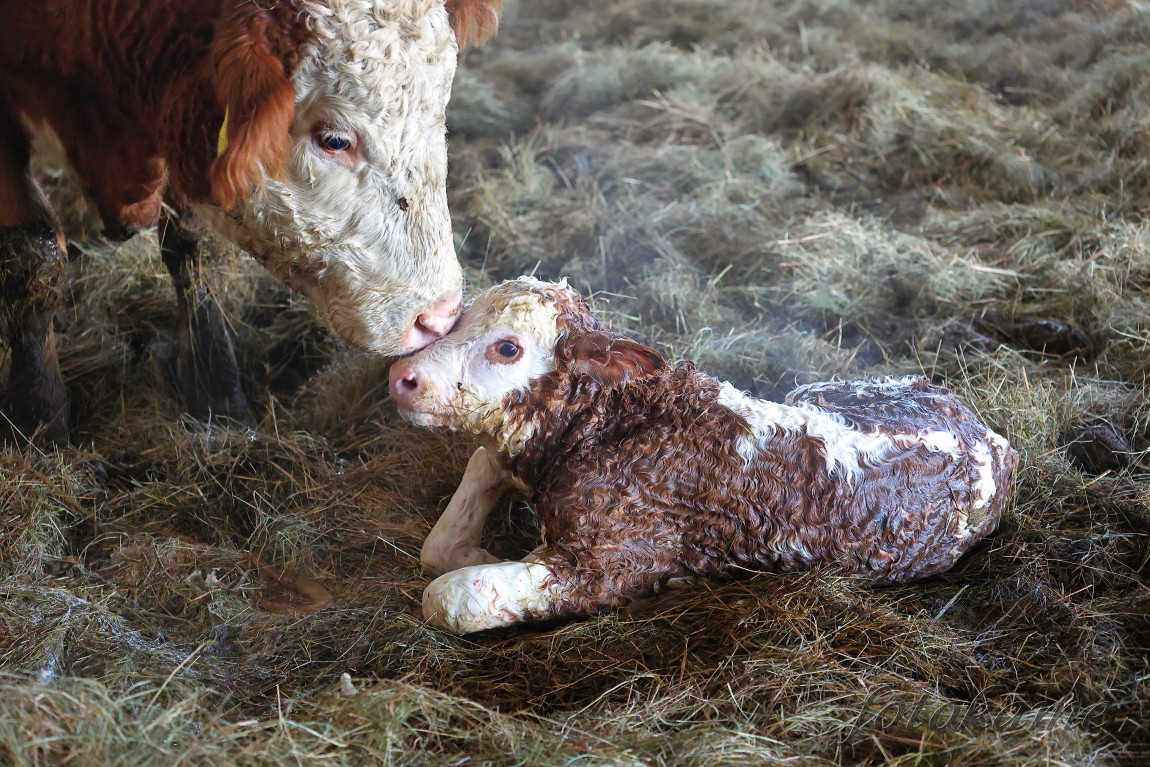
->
[3, 0, 1150, 764]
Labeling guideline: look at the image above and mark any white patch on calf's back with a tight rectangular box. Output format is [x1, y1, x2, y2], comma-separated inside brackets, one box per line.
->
[717, 382, 895, 481]
[796, 375, 925, 399]
[951, 429, 1009, 540]
[718, 380, 969, 483]
[916, 431, 961, 455]
[986, 428, 1011, 454]
[952, 439, 997, 543]
[969, 441, 996, 511]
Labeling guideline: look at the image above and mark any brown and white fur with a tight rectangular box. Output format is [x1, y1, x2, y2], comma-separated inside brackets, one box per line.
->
[390, 278, 1018, 634]
[0, 0, 500, 442]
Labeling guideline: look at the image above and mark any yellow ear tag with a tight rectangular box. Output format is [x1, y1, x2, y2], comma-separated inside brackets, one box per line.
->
[217, 108, 230, 156]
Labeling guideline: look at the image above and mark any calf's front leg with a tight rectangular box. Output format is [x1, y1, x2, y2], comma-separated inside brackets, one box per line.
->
[423, 559, 565, 633]
[423, 529, 695, 632]
[422, 546, 636, 633]
[421, 446, 509, 576]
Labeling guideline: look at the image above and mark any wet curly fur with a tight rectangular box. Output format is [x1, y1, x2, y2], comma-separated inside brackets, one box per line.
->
[510, 359, 1014, 620]
[402, 279, 1018, 629]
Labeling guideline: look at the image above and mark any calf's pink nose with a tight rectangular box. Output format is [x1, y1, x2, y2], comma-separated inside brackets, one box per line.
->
[389, 360, 421, 404]
[404, 292, 462, 351]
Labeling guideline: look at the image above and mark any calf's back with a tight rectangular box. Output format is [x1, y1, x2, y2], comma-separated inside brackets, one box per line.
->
[514, 373, 1014, 597]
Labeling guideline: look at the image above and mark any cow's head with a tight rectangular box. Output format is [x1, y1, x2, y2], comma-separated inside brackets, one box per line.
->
[197, 0, 502, 355]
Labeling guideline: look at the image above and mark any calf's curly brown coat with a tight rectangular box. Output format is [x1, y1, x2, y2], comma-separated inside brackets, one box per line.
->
[393, 279, 1017, 633]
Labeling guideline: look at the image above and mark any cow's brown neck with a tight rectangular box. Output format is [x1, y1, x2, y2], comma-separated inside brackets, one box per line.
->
[0, 0, 313, 230]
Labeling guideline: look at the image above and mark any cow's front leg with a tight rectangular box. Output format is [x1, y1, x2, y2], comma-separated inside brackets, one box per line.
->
[159, 211, 249, 423]
[422, 560, 566, 633]
[0, 225, 68, 445]
[0, 102, 69, 445]
[421, 446, 509, 576]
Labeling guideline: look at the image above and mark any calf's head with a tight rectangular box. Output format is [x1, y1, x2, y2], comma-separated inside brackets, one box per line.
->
[197, 0, 502, 354]
[390, 277, 664, 450]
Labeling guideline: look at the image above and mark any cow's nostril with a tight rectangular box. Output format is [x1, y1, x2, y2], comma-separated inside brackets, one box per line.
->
[404, 292, 462, 351]
[420, 294, 462, 335]
[414, 315, 445, 338]
[405, 319, 441, 351]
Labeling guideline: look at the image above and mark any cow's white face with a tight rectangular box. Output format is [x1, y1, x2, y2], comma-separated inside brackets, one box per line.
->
[200, 0, 464, 355]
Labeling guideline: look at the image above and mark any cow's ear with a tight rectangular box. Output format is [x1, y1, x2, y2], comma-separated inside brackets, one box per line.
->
[567, 332, 665, 388]
[209, 11, 295, 210]
[445, 0, 504, 48]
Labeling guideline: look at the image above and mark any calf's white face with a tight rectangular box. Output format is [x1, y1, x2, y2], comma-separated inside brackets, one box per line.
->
[390, 278, 569, 438]
[199, 0, 474, 354]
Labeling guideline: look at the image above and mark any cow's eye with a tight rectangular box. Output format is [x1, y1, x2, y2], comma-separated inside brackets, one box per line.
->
[319, 133, 352, 152]
[486, 338, 523, 364]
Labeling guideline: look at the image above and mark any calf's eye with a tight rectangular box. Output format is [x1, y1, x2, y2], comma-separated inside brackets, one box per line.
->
[485, 338, 523, 364]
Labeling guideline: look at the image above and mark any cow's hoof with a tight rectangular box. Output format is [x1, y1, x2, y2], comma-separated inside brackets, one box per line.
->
[165, 293, 252, 425]
[1, 398, 69, 447]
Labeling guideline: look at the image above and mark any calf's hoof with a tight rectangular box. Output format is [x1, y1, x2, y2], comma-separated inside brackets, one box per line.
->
[422, 561, 560, 634]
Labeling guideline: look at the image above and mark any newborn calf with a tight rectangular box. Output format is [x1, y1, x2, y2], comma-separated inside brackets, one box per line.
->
[390, 278, 1017, 633]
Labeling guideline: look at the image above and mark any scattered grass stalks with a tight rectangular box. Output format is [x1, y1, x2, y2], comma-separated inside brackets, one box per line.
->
[3, 0, 1150, 763]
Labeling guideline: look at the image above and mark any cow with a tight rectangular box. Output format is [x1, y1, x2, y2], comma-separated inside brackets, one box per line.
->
[0, 0, 502, 444]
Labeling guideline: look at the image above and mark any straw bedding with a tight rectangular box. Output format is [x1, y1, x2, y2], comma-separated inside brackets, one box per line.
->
[2, 0, 1150, 763]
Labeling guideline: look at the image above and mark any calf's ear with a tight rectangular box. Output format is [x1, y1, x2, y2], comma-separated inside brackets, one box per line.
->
[568, 332, 665, 388]
[446, 0, 504, 48]
[209, 11, 296, 210]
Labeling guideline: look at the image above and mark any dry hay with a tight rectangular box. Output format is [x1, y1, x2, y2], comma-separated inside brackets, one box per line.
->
[3, 0, 1150, 764]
